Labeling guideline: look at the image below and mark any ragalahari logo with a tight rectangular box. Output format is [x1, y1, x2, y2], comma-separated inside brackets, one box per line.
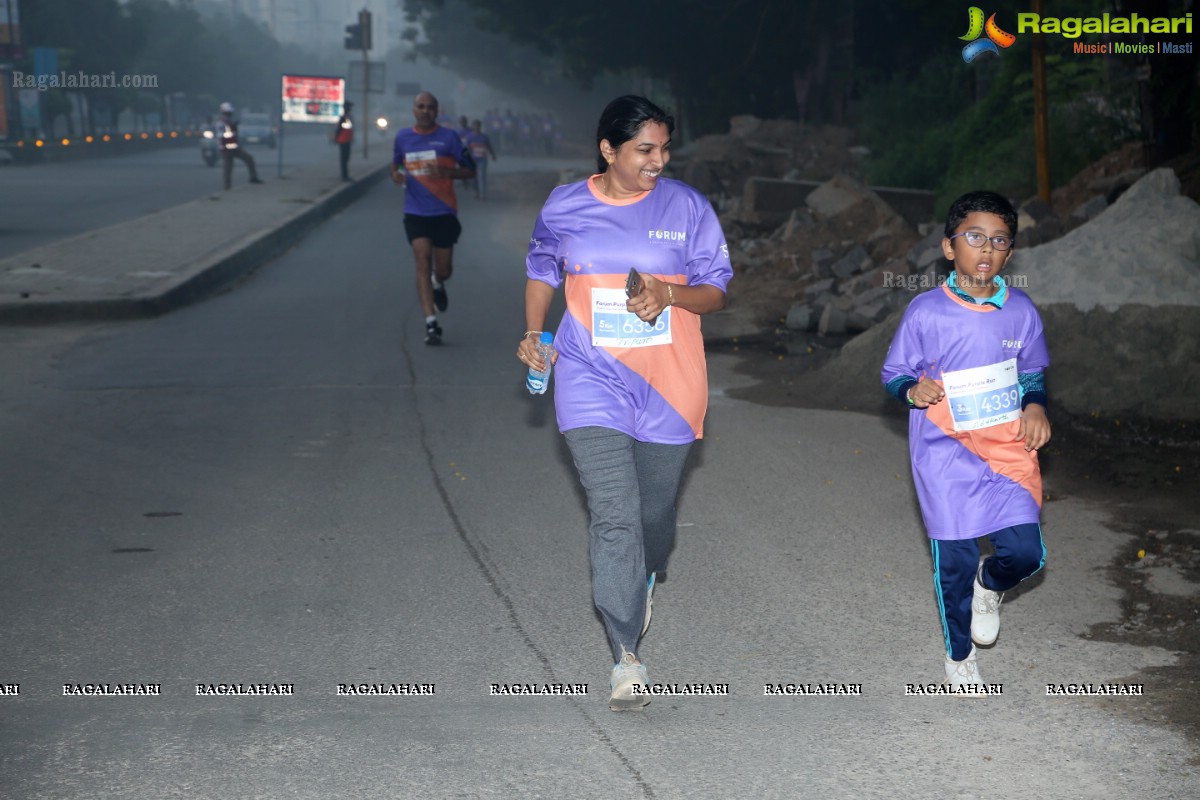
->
[960, 7, 1017, 62]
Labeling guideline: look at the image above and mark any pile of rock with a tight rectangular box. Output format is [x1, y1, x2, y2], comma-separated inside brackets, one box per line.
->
[718, 174, 931, 338]
[671, 115, 860, 213]
[686, 115, 1194, 408]
[793, 167, 1200, 421]
[711, 158, 1163, 342]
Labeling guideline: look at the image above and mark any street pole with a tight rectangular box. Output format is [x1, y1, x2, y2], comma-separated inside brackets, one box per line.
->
[1031, 0, 1051, 203]
[361, 8, 369, 161]
[276, 99, 284, 179]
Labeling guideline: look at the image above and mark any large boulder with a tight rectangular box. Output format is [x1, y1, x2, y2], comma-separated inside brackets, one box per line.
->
[1009, 168, 1200, 311]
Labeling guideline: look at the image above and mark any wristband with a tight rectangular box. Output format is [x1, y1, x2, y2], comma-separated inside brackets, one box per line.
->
[666, 284, 675, 306]
[905, 387, 916, 408]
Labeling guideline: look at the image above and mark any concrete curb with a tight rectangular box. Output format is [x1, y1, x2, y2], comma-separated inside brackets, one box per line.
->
[0, 165, 389, 325]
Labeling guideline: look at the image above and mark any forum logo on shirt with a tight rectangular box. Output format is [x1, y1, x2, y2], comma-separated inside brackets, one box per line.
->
[959, 7, 1016, 63]
[648, 229, 687, 243]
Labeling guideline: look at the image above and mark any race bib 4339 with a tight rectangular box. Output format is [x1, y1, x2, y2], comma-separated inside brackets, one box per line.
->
[941, 358, 1020, 432]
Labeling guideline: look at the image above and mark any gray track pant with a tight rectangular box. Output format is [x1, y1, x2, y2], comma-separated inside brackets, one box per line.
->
[563, 426, 692, 663]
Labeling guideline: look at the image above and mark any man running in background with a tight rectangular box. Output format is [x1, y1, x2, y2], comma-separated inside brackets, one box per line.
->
[465, 119, 497, 200]
[390, 91, 476, 345]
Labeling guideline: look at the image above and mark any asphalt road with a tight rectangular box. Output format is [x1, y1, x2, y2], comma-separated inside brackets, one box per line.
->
[0, 125, 390, 259]
[0, 175, 1196, 798]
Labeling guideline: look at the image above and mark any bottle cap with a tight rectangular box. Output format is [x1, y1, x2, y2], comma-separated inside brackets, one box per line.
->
[539, 331, 554, 344]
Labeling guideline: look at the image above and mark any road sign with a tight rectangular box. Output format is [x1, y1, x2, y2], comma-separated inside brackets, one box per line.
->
[347, 61, 385, 94]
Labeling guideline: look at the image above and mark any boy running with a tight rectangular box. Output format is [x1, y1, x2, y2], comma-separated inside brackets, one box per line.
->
[881, 190, 1051, 689]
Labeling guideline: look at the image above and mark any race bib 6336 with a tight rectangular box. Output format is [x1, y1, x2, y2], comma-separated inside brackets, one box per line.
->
[590, 288, 671, 348]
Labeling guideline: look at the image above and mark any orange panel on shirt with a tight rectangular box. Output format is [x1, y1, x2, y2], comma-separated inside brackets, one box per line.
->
[925, 386, 1043, 507]
[565, 272, 708, 437]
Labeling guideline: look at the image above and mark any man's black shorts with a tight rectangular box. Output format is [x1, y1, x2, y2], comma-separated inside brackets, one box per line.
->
[404, 214, 462, 248]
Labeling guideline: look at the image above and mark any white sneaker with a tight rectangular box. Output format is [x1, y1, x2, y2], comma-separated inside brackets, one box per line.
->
[971, 564, 1004, 646]
[943, 646, 985, 692]
[609, 651, 650, 711]
[641, 573, 655, 637]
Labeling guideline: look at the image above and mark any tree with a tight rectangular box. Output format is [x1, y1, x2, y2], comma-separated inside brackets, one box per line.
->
[19, 0, 147, 134]
[1119, 0, 1199, 165]
[402, 0, 858, 135]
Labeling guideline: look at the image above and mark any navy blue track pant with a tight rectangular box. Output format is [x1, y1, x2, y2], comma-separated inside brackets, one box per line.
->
[931, 524, 1046, 662]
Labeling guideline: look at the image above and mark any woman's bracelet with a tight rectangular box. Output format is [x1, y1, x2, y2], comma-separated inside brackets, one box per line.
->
[523, 330, 542, 340]
[666, 284, 675, 306]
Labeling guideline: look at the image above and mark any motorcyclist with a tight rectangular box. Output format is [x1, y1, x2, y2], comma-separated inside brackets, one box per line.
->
[216, 102, 263, 190]
[200, 115, 219, 167]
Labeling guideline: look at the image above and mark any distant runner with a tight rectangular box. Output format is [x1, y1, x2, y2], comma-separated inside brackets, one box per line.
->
[390, 91, 476, 345]
[465, 120, 497, 200]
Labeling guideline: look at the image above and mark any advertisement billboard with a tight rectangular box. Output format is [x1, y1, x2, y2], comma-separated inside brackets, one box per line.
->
[281, 74, 345, 124]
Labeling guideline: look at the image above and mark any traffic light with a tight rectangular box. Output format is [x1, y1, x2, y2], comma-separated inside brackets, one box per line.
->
[345, 10, 371, 50]
[359, 9, 372, 50]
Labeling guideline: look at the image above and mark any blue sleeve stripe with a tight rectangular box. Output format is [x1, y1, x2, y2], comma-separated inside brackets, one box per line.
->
[1019, 371, 1047, 409]
[1018, 371, 1045, 396]
[885, 376, 918, 404]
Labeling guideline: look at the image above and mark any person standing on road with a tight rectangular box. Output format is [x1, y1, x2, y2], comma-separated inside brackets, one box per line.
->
[517, 95, 732, 711]
[456, 115, 473, 193]
[881, 190, 1051, 691]
[390, 91, 476, 346]
[216, 102, 263, 190]
[334, 101, 354, 181]
[465, 119, 496, 200]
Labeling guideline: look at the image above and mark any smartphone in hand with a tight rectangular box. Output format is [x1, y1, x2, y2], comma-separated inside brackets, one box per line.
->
[625, 268, 643, 298]
[625, 268, 660, 326]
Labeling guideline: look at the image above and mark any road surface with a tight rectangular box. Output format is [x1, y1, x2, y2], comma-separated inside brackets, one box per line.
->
[0, 164, 1195, 799]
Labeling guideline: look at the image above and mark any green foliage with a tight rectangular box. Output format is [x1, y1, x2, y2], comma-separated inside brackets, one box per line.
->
[857, 51, 969, 192]
[20, 0, 147, 75]
[860, 11, 1140, 208]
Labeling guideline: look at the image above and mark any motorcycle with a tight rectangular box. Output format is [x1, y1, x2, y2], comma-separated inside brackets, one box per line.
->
[200, 127, 219, 167]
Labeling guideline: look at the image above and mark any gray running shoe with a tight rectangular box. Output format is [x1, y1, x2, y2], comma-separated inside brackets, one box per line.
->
[971, 562, 1003, 646]
[609, 652, 649, 711]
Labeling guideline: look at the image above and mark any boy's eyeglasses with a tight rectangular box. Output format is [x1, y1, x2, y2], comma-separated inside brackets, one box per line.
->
[948, 231, 1013, 251]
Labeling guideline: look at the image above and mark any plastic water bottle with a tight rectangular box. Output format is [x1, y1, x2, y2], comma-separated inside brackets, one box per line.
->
[526, 331, 554, 395]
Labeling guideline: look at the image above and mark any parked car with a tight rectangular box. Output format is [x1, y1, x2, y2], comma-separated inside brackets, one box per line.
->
[239, 113, 277, 148]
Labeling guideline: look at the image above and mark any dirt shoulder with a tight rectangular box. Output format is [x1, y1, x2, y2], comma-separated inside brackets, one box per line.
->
[711, 333, 1200, 751]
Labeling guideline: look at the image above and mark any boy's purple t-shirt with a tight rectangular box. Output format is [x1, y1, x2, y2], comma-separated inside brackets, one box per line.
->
[881, 285, 1050, 540]
[392, 125, 466, 217]
[526, 177, 732, 444]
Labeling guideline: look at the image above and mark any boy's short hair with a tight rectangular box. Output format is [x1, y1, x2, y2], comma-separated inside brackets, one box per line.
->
[944, 191, 1018, 238]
